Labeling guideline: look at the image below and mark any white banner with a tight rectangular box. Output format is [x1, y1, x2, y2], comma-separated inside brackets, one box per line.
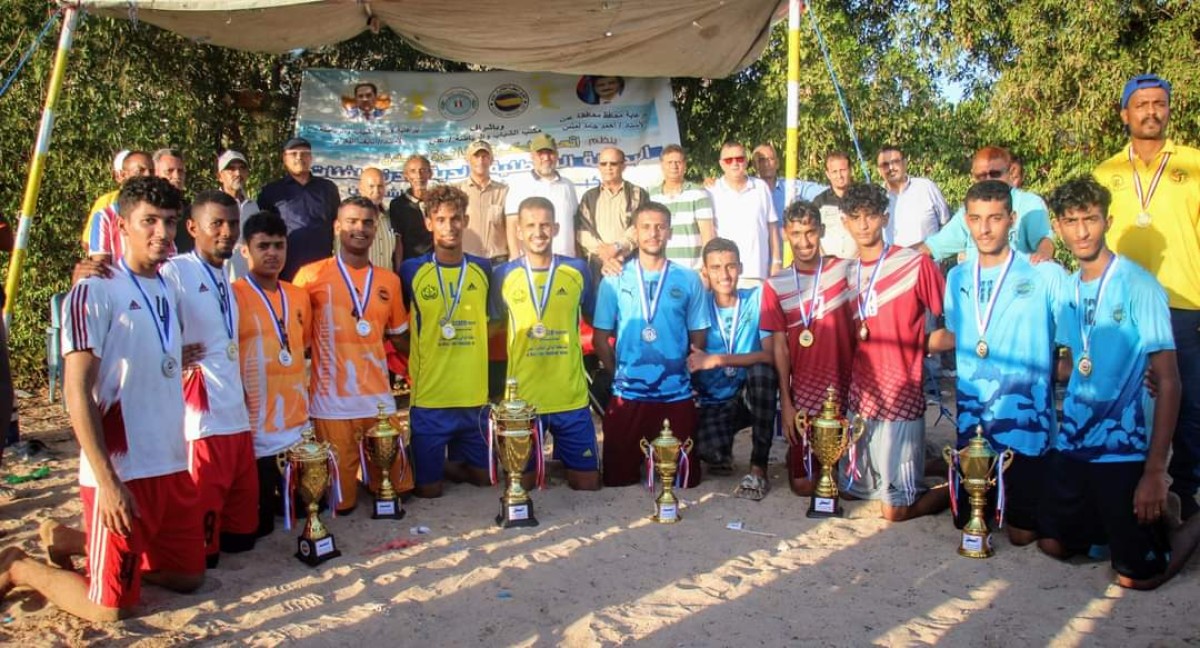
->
[295, 69, 681, 199]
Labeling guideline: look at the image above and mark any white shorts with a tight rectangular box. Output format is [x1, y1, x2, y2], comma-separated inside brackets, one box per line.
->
[839, 415, 926, 507]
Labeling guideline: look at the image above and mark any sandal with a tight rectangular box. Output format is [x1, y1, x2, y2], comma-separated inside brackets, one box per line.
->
[734, 474, 769, 501]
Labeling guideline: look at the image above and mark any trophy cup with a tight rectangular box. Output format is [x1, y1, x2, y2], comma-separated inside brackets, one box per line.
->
[491, 378, 539, 528]
[363, 403, 408, 520]
[279, 427, 342, 566]
[798, 386, 864, 518]
[640, 419, 693, 524]
[944, 426, 1014, 558]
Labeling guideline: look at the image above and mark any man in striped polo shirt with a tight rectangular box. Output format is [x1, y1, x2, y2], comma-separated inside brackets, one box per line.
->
[651, 144, 715, 271]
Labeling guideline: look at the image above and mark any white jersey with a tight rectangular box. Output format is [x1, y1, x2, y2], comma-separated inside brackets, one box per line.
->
[62, 273, 187, 486]
[162, 253, 251, 440]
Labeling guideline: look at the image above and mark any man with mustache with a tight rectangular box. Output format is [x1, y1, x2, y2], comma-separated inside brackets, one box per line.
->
[1094, 74, 1200, 522]
[217, 150, 260, 280]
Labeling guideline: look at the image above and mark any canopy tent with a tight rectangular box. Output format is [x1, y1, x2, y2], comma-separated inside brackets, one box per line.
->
[71, 0, 784, 78]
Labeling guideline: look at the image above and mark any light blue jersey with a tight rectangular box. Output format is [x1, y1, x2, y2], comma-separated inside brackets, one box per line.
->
[594, 259, 710, 402]
[925, 187, 1052, 262]
[693, 287, 768, 404]
[945, 253, 1067, 456]
[1055, 255, 1175, 462]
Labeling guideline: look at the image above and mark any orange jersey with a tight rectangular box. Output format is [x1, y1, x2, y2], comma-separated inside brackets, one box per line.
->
[293, 256, 408, 419]
[232, 278, 313, 457]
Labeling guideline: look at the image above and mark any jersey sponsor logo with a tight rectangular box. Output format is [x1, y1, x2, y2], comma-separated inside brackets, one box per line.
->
[420, 285, 438, 301]
[511, 287, 528, 303]
[1171, 168, 1188, 184]
[1014, 280, 1034, 297]
[129, 300, 142, 311]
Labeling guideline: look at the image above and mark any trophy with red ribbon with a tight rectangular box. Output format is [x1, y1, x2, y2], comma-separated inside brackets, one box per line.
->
[641, 419, 693, 524]
[945, 426, 1014, 558]
[279, 427, 342, 566]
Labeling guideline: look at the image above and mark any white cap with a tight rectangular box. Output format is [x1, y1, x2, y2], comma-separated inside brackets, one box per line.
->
[217, 150, 248, 171]
[113, 149, 131, 173]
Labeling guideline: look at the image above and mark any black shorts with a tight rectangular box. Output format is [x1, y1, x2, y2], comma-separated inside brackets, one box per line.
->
[953, 452, 1043, 533]
[1038, 451, 1170, 581]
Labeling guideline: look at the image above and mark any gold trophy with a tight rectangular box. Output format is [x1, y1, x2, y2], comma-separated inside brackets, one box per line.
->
[640, 419, 693, 524]
[944, 426, 1014, 559]
[491, 378, 539, 528]
[797, 386, 864, 518]
[279, 427, 342, 566]
[363, 403, 408, 520]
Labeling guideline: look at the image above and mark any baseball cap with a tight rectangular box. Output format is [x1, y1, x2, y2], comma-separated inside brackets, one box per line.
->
[112, 149, 131, 173]
[466, 140, 492, 156]
[282, 136, 312, 151]
[1121, 74, 1171, 108]
[217, 149, 247, 171]
[530, 133, 556, 152]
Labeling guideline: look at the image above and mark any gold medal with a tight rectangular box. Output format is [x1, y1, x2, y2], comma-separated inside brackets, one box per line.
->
[975, 340, 988, 359]
[798, 328, 815, 348]
[858, 323, 870, 342]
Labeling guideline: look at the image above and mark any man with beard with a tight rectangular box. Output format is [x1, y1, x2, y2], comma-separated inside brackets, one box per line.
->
[217, 150, 260, 280]
[505, 134, 578, 258]
[257, 137, 340, 281]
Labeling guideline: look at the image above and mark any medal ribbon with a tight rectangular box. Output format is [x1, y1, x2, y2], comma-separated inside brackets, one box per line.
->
[335, 254, 374, 320]
[327, 448, 344, 515]
[995, 455, 1007, 528]
[282, 461, 295, 531]
[195, 253, 234, 342]
[709, 294, 741, 357]
[855, 244, 889, 322]
[523, 255, 558, 326]
[635, 260, 671, 327]
[435, 256, 468, 326]
[119, 258, 173, 358]
[1075, 255, 1118, 363]
[972, 250, 1014, 344]
[245, 275, 290, 351]
[795, 255, 824, 330]
[1127, 146, 1172, 214]
[675, 447, 691, 490]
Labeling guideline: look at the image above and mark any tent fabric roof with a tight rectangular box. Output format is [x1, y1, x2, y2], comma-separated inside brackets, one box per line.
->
[70, 0, 783, 78]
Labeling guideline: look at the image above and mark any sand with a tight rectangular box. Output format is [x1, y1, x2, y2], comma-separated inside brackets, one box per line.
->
[1, 391, 1198, 647]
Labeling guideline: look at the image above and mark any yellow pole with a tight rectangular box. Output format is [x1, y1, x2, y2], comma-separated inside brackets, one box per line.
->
[782, 0, 801, 266]
[4, 7, 78, 329]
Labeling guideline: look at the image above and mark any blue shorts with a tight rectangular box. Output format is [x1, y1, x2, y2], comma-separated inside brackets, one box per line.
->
[539, 408, 599, 472]
[410, 406, 490, 486]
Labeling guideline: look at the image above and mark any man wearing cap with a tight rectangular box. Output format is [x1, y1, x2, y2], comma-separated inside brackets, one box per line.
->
[256, 137, 341, 281]
[455, 140, 510, 265]
[217, 150, 260, 280]
[1095, 74, 1200, 520]
[505, 134, 578, 259]
[576, 147, 649, 279]
[83, 150, 153, 257]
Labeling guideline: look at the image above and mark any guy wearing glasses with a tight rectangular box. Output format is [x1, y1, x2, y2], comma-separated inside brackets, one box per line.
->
[917, 146, 1054, 263]
[876, 146, 949, 247]
[709, 141, 779, 285]
[257, 137, 341, 281]
[576, 147, 648, 279]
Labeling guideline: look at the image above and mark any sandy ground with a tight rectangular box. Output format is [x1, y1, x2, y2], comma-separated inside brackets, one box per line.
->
[1, 391, 1198, 647]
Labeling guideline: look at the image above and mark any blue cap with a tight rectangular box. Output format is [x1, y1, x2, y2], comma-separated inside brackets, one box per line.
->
[1121, 74, 1171, 108]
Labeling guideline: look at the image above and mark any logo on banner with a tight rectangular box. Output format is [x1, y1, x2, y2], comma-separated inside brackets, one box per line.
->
[488, 84, 530, 118]
[438, 87, 479, 121]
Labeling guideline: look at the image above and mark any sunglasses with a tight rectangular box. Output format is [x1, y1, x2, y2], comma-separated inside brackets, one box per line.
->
[721, 156, 747, 164]
[972, 169, 1007, 180]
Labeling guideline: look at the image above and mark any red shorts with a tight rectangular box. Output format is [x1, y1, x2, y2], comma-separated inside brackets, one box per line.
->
[189, 432, 259, 557]
[602, 397, 700, 488]
[81, 471, 205, 609]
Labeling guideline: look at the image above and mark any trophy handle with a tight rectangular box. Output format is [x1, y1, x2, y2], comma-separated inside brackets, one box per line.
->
[942, 445, 955, 465]
[276, 453, 287, 475]
[849, 415, 865, 444]
[639, 438, 651, 455]
[797, 411, 810, 440]
[681, 438, 694, 454]
[388, 415, 411, 444]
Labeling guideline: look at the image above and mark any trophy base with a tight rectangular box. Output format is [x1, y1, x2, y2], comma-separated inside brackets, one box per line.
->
[958, 532, 995, 559]
[806, 495, 843, 518]
[371, 497, 406, 520]
[496, 499, 539, 528]
[296, 534, 341, 567]
[652, 501, 680, 524]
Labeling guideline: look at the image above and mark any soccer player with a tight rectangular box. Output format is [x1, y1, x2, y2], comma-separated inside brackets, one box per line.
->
[593, 202, 709, 489]
[931, 180, 1068, 545]
[400, 186, 494, 498]
[162, 190, 259, 566]
[294, 197, 411, 514]
[761, 201, 856, 497]
[0, 177, 203, 621]
[1037, 177, 1200, 590]
[232, 209, 313, 536]
[839, 183, 948, 521]
[686, 238, 775, 499]
[491, 197, 600, 490]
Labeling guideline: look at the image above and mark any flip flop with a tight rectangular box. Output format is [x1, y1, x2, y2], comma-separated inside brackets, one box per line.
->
[734, 474, 769, 501]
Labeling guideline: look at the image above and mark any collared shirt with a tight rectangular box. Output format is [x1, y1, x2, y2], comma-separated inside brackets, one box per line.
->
[82, 189, 119, 247]
[576, 181, 648, 260]
[505, 170, 579, 258]
[709, 176, 778, 281]
[1094, 139, 1200, 310]
[228, 196, 261, 282]
[256, 174, 340, 281]
[591, 185, 632, 253]
[456, 176, 510, 260]
[811, 189, 857, 259]
[650, 182, 714, 270]
[390, 190, 432, 263]
[767, 178, 828, 219]
[884, 176, 950, 247]
[924, 187, 1051, 262]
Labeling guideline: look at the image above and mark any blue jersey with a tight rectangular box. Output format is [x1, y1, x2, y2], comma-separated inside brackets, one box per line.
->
[693, 287, 768, 404]
[944, 253, 1067, 456]
[594, 259, 709, 402]
[1055, 256, 1175, 462]
[925, 187, 1052, 262]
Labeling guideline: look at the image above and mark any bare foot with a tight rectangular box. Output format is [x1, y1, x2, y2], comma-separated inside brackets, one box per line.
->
[0, 546, 27, 598]
[38, 520, 76, 571]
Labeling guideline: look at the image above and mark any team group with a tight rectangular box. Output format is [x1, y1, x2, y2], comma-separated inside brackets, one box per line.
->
[0, 73, 1198, 621]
